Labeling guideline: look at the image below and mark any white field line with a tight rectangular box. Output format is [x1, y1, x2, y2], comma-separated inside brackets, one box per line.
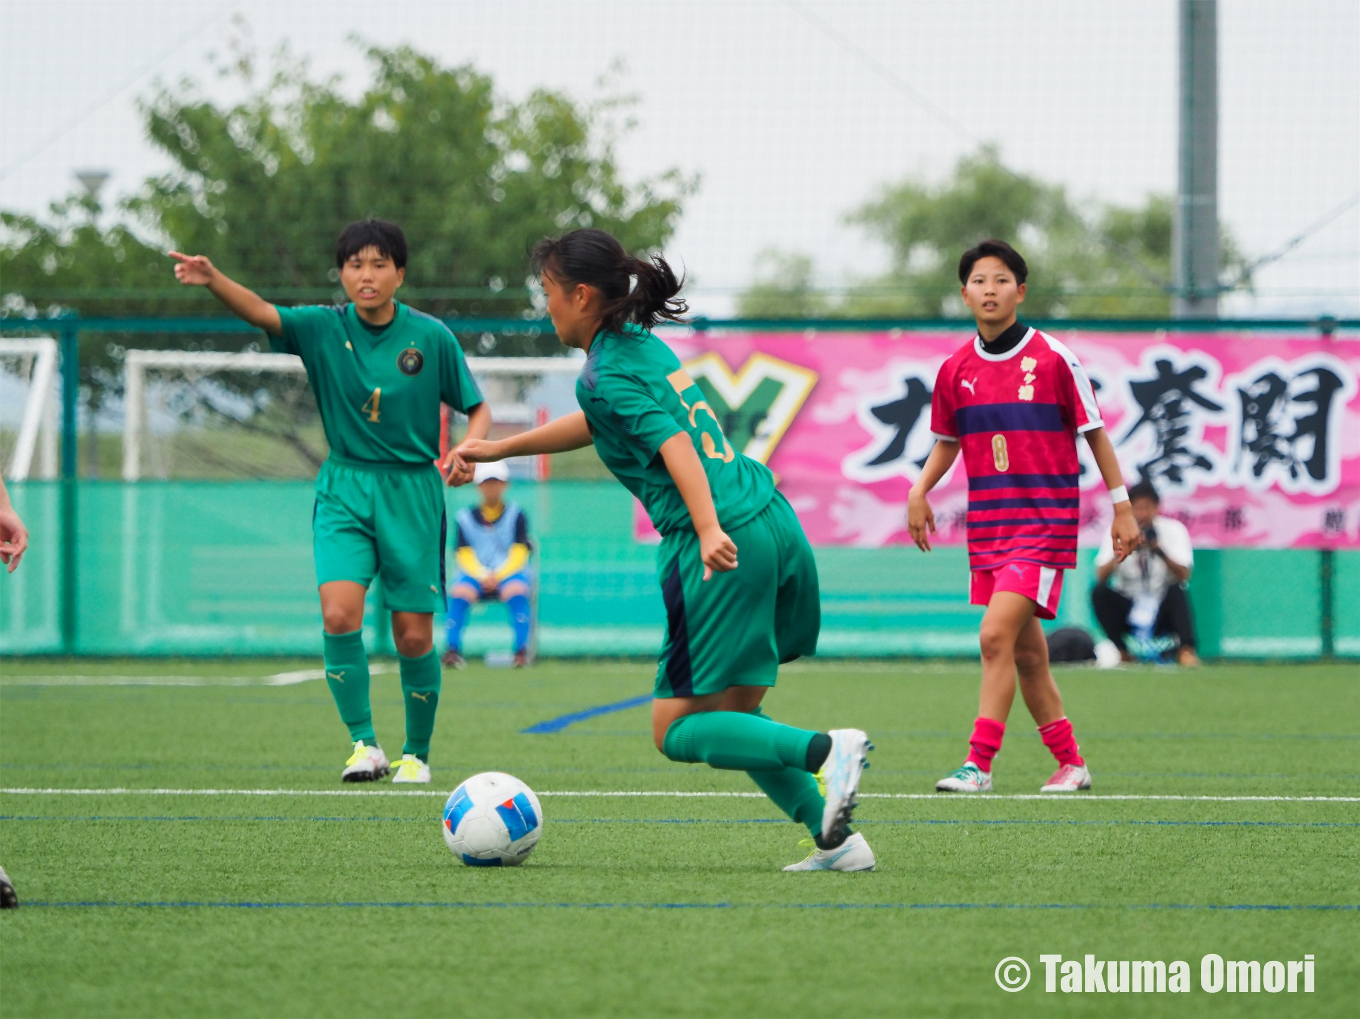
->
[1, 666, 397, 687]
[1, 788, 1357, 803]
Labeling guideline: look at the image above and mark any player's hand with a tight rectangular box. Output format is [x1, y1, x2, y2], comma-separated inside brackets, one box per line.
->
[169, 251, 216, 286]
[453, 438, 502, 465]
[698, 525, 737, 581]
[1111, 503, 1141, 562]
[438, 448, 475, 487]
[0, 505, 28, 573]
[480, 575, 499, 595]
[906, 487, 935, 552]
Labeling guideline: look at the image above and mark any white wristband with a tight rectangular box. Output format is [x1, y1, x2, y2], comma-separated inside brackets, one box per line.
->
[1109, 485, 1129, 505]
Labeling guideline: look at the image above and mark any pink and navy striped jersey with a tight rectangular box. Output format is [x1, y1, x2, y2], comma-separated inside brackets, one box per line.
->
[929, 326, 1102, 572]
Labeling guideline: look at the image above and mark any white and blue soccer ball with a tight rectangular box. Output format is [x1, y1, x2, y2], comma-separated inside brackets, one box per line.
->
[442, 772, 543, 867]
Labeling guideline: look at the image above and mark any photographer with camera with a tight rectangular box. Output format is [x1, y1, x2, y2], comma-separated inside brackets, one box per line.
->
[1091, 480, 1200, 667]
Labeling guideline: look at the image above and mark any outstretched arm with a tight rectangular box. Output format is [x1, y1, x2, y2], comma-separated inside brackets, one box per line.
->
[657, 433, 736, 581]
[456, 411, 594, 462]
[440, 401, 494, 487]
[1084, 426, 1140, 562]
[906, 439, 960, 552]
[170, 252, 282, 335]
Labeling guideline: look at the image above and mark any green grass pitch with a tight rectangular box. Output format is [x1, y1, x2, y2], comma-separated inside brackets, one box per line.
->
[1, 658, 1357, 1017]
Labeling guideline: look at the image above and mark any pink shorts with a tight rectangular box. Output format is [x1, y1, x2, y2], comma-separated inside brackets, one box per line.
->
[970, 562, 1065, 620]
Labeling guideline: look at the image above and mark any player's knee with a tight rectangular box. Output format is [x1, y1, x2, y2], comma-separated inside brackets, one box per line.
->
[501, 581, 528, 600]
[394, 630, 433, 657]
[322, 604, 362, 633]
[978, 623, 1010, 661]
[451, 584, 478, 603]
[1014, 644, 1045, 676]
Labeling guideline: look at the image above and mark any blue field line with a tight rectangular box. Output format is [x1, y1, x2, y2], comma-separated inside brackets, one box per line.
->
[22, 900, 1360, 912]
[521, 694, 652, 734]
[5, 815, 1358, 828]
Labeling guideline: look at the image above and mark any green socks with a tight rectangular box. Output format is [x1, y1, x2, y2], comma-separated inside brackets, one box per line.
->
[399, 648, 441, 761]
[747, 767, 825, 837]
[322, 633, 441, 761]
[743, 708, 826, 837]
[322, 629, 375, 745]
[661, 710, 817, 772]
[661, 708, 827, 836]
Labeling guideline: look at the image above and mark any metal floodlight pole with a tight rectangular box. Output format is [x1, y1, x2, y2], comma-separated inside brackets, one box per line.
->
[1174, 0, 1220, 319]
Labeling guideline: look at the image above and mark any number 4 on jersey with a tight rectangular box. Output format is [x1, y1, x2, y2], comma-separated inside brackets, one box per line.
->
[666, 368, 733, 462]
[361, 387, 381, 424]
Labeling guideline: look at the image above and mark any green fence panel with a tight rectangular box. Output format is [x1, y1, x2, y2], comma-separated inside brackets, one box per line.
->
[1333, 551, 1360, 658]
[0, 483, 61, 653]
[1, 480, 1355, 659]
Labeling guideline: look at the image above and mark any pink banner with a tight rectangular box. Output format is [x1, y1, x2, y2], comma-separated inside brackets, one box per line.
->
[634, 330, 1360, 549]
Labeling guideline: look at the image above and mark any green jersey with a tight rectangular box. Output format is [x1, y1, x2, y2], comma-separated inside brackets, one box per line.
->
[576, 327, 776, 536]
[271, 302, 482, 465]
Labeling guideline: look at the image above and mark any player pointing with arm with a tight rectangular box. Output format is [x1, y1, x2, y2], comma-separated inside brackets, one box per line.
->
[172, 219, 492, 784]
[908, 240, 1139, 794]
[456, 229, 876, 872]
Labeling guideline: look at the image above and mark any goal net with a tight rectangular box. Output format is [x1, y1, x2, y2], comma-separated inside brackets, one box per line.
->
[0, 337, 59, 481]
[121, 349, 587, 480]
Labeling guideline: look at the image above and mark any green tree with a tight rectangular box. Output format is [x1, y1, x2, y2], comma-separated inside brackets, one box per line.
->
[742, 146, 1246, 319]
[736, 249, 828, 319]
[4, 43, 691, 334]
[1, 42, 692, 474]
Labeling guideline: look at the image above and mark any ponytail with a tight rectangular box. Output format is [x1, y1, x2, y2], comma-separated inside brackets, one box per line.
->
[530, 228, 687, 334]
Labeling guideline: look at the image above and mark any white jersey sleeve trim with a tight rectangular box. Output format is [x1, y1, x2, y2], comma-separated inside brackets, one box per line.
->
[1041, 332, 1103, 431]
[930, 431, 959, 442]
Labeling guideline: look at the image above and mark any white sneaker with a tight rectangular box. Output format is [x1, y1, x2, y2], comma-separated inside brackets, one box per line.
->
[1094, 639, 1123, 669]
[1040, 763, 1092, 792]
[783, 832, 876, 872]
[935, 762, 993, 792]
[818, 729, 872, 842]
[390, 754, 431, 784]
[341, 741, 389, 783]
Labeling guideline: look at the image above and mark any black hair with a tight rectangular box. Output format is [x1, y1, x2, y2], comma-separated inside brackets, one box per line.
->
[335, 219, 408, 269]
[958, 238, 1028, 285]
[530, 228, 687, 334]
[1129, 480, 1160, 504]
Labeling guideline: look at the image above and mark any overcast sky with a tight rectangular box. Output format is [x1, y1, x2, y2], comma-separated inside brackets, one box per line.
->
[2, 0, 1356, 317]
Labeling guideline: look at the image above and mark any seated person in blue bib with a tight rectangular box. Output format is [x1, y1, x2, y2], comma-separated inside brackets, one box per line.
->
[443, 461, 533, 668]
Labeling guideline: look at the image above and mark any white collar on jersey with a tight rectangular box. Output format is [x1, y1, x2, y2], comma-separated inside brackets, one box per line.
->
[973, 326, 1036, 362]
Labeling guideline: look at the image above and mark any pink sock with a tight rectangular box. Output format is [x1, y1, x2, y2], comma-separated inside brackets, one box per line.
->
[1038, 717, 1084, 767]
[965, 716, 1005, 773]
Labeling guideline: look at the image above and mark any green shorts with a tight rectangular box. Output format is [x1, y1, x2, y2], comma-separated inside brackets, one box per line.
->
[312, 455, 446, 613]
[654, 492, 820, 698]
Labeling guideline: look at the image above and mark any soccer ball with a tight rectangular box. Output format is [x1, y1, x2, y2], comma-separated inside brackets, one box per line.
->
[442, 772, 543, 866]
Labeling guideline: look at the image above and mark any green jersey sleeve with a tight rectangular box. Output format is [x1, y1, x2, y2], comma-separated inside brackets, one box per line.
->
[438, 328, 484, 414]
[590, 369, 686, 466]
[271, 305, 336, 359]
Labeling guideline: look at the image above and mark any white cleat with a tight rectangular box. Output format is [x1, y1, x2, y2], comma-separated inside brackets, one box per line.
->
[935, 762, 993, 793]
[1093, 639, 1123, 669]
[818, 729, 872, 842]
[783, 832, 876, 872]
[390, 754, 431, 784]
[341, 741, 389, 783]
[1040, 763, 1092, 792]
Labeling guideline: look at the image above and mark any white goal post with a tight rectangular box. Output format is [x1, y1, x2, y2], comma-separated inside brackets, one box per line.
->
[121, 349, 584, 480]
[0, 337, 59, 481]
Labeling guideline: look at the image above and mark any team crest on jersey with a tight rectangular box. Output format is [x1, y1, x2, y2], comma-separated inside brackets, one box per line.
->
[678, 352, 818, 463]
[1019, 355, 1038, 401]
[397, 347, 424, 376]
